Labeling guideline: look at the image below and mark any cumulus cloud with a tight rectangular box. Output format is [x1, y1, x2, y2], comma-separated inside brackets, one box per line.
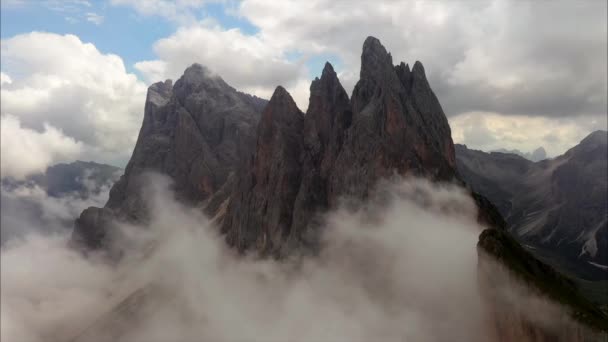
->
[134, 22, 311, 109]
[127, 0, 605, 154]
[1, 32, 147, 174]
[238, 0, 607, 117]
[0, 175, 588, 341]
[0, 115, 82, 179]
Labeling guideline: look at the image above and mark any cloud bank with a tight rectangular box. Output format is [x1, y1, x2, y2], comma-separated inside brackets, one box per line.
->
[0, 175, 584, 341]
[0, 32, 147, 176]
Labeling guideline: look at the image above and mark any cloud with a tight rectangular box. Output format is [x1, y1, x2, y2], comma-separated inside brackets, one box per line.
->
[134, 22, 311, 109]
[1, 32, 147, 173]
[0, 175, 588, 341]
[110, 0, 222, 24]
[449, 111, 607, 157]
[238, 0, 607, 118]
[0, 115, 83, 179]
[0, 72, 12, 85]
[85, 12, 104, 25]
[130, 0, 605, 154]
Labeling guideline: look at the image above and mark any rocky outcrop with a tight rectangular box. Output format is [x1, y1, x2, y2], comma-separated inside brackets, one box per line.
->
[221, 86, 305, 254]
[457, 130, 608, 280]
[220, 37, 460, 255]
[478, 228, 608, 340]
[72, 64, 265, 249]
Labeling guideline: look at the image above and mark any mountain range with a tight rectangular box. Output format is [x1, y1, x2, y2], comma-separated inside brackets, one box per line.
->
[68, 37, 607, 339]
[0, 161, 120, 243]
[492, 146, 547, 162]
[457, 131, 607, 281]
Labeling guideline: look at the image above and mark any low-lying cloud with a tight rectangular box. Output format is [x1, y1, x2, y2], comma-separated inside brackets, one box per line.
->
[0, 175, 586, 341]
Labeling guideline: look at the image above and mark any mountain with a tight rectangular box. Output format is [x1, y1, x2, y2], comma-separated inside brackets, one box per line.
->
[1, 161, 120, 243]
[70, 37, 607, 338]
[492, 146, 547, 162]
[457, 130, 608, 281]
[72, 66, 266, 249]
[2, 160, 120, 198]
[221, 37, 459, 255]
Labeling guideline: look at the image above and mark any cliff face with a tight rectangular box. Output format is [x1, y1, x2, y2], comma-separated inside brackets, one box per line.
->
[72, 65, 266, 249]
[457, 130, 608, 280]
[221, 37, 459, 255]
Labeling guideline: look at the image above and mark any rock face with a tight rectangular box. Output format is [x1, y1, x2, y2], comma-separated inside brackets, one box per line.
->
[72, 64, 266, 249]
[221, 37, 459, 255]
[478, 228, 608, 340]
[457, 130, 608, 280]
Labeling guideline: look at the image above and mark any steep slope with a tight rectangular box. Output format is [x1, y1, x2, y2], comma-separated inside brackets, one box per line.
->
[221, 37, 459, 255]
[72, 64, 266, 250]
[457, 131, 608, 280]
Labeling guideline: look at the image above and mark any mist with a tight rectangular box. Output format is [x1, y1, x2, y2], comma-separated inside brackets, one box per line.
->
[0, 175, 581, 342]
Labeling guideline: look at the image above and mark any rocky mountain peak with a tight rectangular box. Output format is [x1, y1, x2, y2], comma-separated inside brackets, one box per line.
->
[261, 86, 303, 126]
[321, 61, 336, 78]
[360, 36, 394, 81]
[146, 79, 173, 107]
[411, 60, 430, 88]
[306, 61, 351, 149]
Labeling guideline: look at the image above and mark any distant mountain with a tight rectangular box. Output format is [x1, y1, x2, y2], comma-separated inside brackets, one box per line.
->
[492, 146, 547, 162]
[1, 161, 121, 243]
[457, 130, 608, 280]
[2, 160, 120, 197]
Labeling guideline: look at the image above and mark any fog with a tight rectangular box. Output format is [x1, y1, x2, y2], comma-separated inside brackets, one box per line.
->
[0, 172, 113, 244]
[0, 175, 581, 342]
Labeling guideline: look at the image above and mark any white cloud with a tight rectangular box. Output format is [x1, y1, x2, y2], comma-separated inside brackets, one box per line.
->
[110, 0, 221, 24]
[85, 12, 104, 25]
[134, 22, 310, 109]
[0, 72, 12, 85]
[0, 115, 83, 179]
[237, 0, 606, 118]
[131, 0, 605, 153]
[1, 32, 147, 174]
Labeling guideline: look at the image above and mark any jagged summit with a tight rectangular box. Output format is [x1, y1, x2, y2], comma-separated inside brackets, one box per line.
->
[321, 61, 335, 75]
[146, 79, 172, 107]
[259, 86, 303, 130]
[269, 85, 293, 102]
[76, 37, 460, 254]
[222, 37, 459, 254]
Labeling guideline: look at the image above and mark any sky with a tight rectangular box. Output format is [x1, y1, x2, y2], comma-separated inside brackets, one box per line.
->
[1, 0, 607, 178]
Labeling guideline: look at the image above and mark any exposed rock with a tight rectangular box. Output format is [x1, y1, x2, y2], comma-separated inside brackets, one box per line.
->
[221, 86, 304, 254]
[221, 37, 460, 254]
[456, 131, 608, 280]
[72, 64, 266, 250]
